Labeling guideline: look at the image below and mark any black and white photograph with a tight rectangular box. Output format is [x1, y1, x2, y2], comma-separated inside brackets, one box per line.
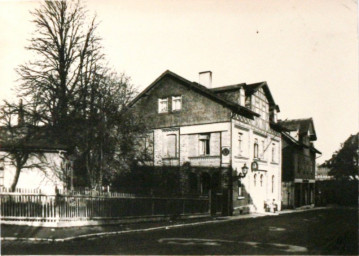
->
[0, 0, 358, 255]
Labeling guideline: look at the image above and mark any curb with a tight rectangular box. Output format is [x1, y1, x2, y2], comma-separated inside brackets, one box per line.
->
[1, 207, 330, 242]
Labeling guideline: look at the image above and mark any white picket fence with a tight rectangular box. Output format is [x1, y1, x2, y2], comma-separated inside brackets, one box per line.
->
[0, 189, 210, 226]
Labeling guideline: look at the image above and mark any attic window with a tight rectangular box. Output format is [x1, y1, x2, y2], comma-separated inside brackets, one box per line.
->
[172, 96, 182, 111]
[158, 98, 168, 113]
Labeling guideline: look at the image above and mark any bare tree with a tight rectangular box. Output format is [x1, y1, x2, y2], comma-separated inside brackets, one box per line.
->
[17, 1, 103, 132]
[12, 0, 145, 190]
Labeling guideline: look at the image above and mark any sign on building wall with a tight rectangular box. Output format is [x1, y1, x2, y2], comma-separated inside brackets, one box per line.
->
[221, 146, 230, 164]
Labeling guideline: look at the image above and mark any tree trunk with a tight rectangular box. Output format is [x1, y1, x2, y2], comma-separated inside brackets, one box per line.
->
[10, 165, 22, 192]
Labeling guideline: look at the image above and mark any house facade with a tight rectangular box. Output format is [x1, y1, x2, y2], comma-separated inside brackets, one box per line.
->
[279, 118, 321, 209]
[0, 125, 70, 194]
[129, 70, 283, 215]
[0, 150, 69, 194]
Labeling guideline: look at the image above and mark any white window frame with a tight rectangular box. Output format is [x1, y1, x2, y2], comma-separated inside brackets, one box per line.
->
[172, 96, 182, 111]
[199, 134, 210, 156]
[158, 98, 168, 113]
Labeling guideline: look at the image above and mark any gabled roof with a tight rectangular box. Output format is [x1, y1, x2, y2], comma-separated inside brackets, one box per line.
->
[244, 82, 280, 112]
[128, 70, 259, 119]
[210, 81, 280, 112]
[278, 118, 317, 141]
[282, 130, 321, 154]
[0, 125, 67, 152]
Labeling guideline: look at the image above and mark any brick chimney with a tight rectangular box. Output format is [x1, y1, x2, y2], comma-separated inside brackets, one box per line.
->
[199, 71, 212, 88]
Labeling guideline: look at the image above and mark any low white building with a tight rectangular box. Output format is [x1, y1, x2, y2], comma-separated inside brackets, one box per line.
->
[0, 126, 69, 194]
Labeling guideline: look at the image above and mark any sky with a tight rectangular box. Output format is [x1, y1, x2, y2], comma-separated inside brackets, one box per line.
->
[0, 0, 358, 163]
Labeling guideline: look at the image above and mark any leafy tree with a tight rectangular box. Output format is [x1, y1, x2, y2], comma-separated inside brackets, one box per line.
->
[325, 133, 359, 180]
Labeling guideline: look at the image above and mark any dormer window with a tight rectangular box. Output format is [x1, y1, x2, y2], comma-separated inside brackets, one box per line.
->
[172, 96, 182, 111]
[158, 98, 168, 113]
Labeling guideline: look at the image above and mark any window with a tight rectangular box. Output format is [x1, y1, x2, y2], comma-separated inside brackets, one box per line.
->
[254, 138, 259, 158]
[272, 143, 276, 162]
[260, 174, 263, 187]
[165, 134, 177, 158]
[158, 98, 168, 113]
[238, 133, 243, 155]
[272, 175, 275, 193]
[199, 134, 210, 155]
[172, 96, 182, 111]
[254, 174, 257, 187]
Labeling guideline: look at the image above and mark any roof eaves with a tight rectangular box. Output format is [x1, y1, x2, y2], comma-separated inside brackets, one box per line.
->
[191, 82, 259, 119]
[210, 83, 245, 92]
[128, 70, 259, 119]
[281, 132, 300, 146]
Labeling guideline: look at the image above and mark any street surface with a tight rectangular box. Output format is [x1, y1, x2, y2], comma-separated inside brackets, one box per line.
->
[2, 208, 358, 255]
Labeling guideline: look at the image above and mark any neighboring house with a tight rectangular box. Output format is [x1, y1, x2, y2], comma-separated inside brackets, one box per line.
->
[316, 165, 334, 181]
[278, 118, 321, 209]
[129, 70, 283, 215]
[0, 125, 70, 194]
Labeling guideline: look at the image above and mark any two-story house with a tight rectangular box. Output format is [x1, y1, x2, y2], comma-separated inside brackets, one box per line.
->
[278, 118, 321, 209]
[129, 70, 283, 215]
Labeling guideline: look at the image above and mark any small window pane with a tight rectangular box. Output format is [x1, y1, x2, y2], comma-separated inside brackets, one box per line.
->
[172, 96, 182, 111]
[158, 98, 168, 113]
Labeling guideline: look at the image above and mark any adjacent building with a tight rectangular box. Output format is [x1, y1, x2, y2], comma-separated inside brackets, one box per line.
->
[129, 70, 283, 215]
[0, 125, 69, 194]
[279, 118, 321, 209]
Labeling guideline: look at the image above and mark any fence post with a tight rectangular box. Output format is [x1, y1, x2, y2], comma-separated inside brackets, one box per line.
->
[55, 188, 60, 224]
